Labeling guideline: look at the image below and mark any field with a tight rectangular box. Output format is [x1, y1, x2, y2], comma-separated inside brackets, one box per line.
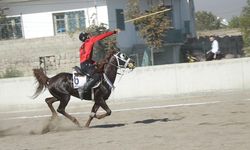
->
[1, 91, 250, 150]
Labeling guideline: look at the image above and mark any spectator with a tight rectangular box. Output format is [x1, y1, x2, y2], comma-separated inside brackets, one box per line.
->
[206, 36, 219, 61]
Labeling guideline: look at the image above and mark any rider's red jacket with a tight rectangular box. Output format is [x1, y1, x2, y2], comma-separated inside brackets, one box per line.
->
[79, 31, 116, 64]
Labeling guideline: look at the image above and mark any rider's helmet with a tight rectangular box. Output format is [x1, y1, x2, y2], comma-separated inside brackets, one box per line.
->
[79, 32, 89, 42]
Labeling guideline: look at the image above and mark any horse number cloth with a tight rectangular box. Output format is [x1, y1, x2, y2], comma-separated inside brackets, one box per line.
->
[73, 70, 87, 89]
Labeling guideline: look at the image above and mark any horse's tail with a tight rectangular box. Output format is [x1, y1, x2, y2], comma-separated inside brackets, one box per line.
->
[32, 68, 49, 99]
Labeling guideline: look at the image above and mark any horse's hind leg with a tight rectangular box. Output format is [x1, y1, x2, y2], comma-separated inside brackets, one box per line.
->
[45, 97, 59, 120]
[57, 95, 81, 127]
[85, 103, 100, 127]
[95, 99, 112, 120]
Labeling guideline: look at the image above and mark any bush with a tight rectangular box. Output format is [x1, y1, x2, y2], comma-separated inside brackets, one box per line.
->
[243, 47, 250, 57]
[0, 67, 24, 78]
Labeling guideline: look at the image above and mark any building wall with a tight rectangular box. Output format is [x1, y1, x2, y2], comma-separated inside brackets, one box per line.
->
[6, 0, 108, 39]
[4, 0, 196, 44]
[21, 12, 55, 38]
[106, 0, 145, 49]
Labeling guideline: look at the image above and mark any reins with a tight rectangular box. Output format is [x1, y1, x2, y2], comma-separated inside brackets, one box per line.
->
[103, 52, 133, 90]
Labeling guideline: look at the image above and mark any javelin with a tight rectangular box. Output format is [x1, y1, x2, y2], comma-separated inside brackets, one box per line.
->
[125, 8, 171, 23]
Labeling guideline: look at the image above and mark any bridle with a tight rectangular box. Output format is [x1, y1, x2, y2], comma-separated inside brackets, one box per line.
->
[103, 52, 133, 90]
[112, 52, 131, 69]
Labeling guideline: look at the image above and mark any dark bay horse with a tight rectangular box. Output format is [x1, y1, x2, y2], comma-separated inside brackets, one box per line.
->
[32, 50, 135, 128]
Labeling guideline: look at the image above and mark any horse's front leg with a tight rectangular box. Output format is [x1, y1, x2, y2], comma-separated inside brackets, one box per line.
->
[57, 96, 81, 127]
[85, 103, 100, 127]
[95, 100, 111, 119]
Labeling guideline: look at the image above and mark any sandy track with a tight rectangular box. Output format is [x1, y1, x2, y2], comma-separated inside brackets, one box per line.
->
[1, 91, 250, 150]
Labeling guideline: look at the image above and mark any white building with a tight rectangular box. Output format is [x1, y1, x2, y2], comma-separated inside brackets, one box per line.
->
[0, 0, 196, 64]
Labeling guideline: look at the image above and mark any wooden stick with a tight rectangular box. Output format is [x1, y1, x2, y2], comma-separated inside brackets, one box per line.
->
[125, 9, 171, 23]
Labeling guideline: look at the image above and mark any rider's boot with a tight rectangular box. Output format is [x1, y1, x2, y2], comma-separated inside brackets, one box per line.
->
[78, 78, 98, 100]
[85, 78, 98, 91]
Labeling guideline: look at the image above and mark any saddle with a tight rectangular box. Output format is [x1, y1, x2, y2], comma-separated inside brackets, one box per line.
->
[72, 66, 103, 89]
[73, 66, 100, 100]
[73, 66, 89, 77]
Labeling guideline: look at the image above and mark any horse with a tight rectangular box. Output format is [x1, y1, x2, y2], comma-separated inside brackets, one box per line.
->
[32, 50, 135, 128]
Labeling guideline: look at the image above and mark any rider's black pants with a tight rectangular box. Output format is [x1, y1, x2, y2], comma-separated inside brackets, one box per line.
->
[206, 52, 215, 61]
[80, 61, 101, 91]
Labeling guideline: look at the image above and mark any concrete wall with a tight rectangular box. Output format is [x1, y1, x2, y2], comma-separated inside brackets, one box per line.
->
[112, 57, 250, 99]
[0, 34, 81, 77]
[1, 57, 250, 108]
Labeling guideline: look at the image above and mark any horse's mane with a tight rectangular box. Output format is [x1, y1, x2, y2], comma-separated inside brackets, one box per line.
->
[104, 49, 117, 61]
[96, 49, 117, 72]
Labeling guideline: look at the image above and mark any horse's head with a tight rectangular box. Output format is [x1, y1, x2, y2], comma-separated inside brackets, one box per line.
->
[114, 52, 136, 70]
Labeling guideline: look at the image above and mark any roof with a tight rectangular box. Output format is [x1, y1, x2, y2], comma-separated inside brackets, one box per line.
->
[0, 0, 42, 5]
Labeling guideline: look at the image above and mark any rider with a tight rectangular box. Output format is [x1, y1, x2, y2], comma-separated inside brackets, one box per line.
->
[78, 29, 120, 99]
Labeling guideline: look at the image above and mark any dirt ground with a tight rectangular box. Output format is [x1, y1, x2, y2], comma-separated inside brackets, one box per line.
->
[0, 90, 250, 150]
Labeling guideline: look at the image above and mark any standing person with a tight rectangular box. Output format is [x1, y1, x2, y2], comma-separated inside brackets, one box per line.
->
[78, 29, 120, 99]
[206, 36, 219, 61]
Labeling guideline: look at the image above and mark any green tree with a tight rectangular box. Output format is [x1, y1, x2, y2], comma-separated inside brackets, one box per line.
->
[83, 23, 119, 61]
[228, 16, 240, 28]
[0, 67, 24, 78]
[240, 0, 250, 52]
[125, 0, 171, 65]
[195, 11, 221, 31]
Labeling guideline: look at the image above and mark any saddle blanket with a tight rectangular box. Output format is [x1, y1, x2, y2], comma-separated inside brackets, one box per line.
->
[73, 70, 87, 89]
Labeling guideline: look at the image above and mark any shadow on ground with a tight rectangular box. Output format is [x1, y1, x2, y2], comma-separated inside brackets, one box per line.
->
[0, 116, 186, 136]
[0, 126, 21, 138]
[134, 117, 185, 124]
[91, 123, 126, 128]
[90, 116, 185, 129]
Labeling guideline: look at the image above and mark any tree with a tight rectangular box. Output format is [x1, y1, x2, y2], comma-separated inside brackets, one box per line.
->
[240, 0, 250, 51]
[125, 0, 171, 65]
[84, 23, 119, 61]
[228, 16, 240, 28]
[195, 11, 221, 31]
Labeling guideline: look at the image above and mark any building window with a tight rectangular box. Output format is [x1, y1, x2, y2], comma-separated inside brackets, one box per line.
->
[0, 16, 23, 40]
[39, 55, 56, 74]
[116, 9, 125, 30]
[53, 10, 86, 34]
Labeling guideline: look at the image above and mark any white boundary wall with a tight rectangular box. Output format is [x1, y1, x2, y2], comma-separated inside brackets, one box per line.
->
[0, 58, 250, 107]
[112, 57, 250, 99]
